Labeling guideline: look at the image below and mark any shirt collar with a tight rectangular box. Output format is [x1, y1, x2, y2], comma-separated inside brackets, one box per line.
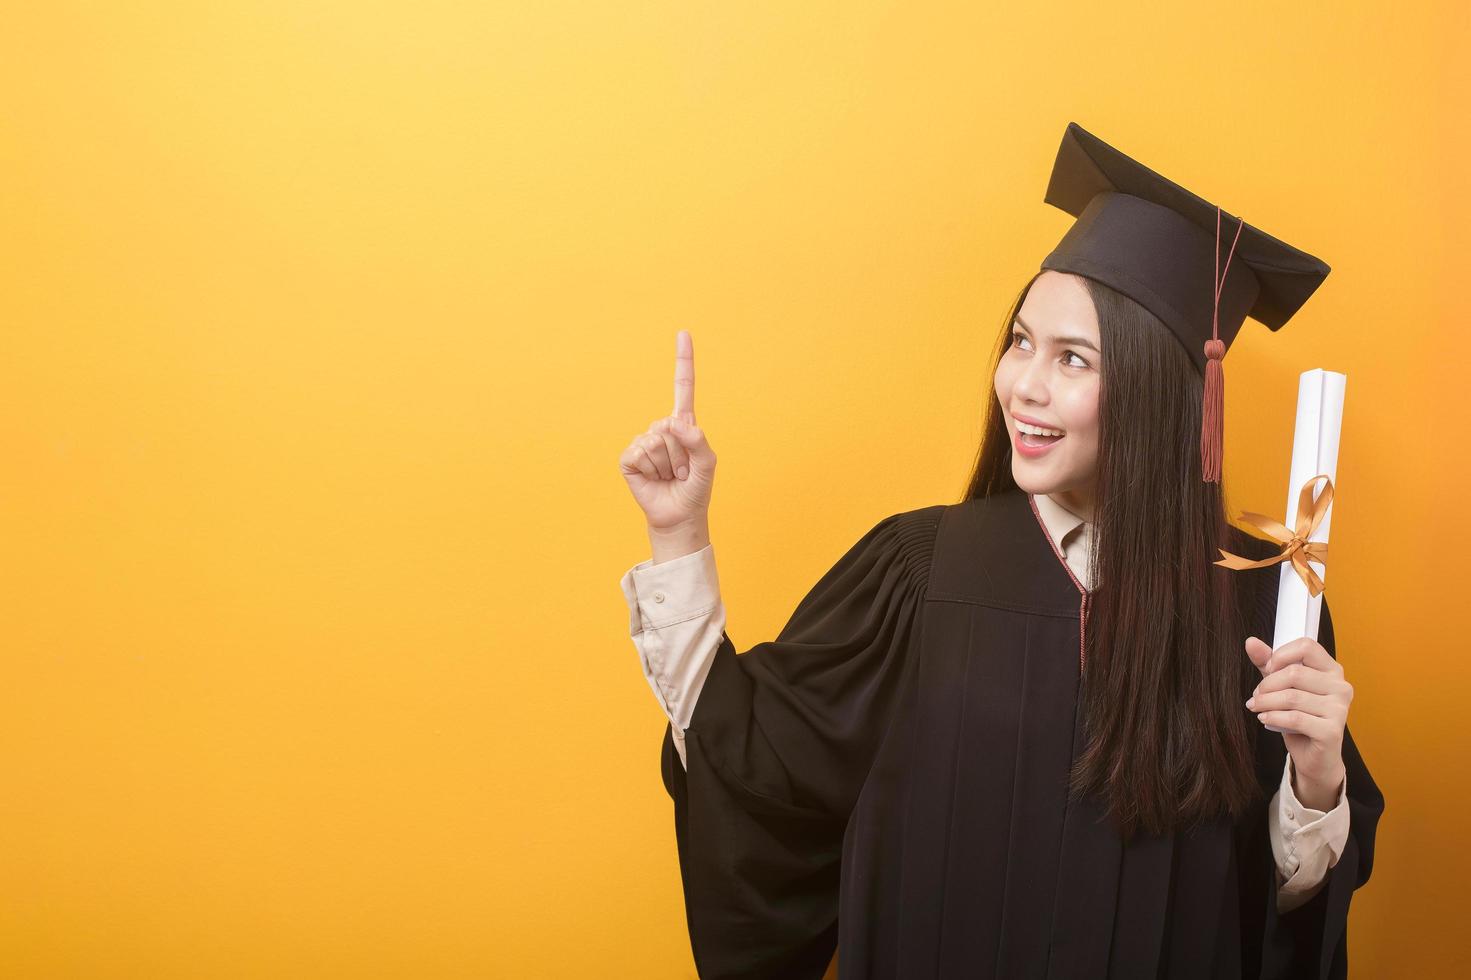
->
[1032, 492, 1089, 547]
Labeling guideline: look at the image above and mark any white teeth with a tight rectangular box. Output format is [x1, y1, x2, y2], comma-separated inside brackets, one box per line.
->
[1017, 421, 1064, 437]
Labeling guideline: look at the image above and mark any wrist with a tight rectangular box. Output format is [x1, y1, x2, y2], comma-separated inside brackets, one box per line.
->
[1292, 761, 1346, 812]
[647, 519, 711, 564]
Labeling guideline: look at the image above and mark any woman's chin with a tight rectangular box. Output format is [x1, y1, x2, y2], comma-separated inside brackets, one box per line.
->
[1012, 464, 1053, 488]
[1012, 467, 1074, 497]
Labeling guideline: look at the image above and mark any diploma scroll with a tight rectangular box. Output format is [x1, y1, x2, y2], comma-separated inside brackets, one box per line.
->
[1271, 370, 1343, 648]
[1265, 369, 1345, 731]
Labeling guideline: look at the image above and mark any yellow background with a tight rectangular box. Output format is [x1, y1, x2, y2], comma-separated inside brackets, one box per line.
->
[2, 2, 1464, 976]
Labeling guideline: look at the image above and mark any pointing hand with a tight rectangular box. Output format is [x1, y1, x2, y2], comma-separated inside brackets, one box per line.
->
[619, 330, 717, 530]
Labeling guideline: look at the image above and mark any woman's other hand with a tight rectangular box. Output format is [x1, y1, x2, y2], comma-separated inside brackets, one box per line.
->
[1244, 634, 1353, 810]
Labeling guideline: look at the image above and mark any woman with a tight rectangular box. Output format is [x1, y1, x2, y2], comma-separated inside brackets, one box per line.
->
[618, 123, 1383, 979]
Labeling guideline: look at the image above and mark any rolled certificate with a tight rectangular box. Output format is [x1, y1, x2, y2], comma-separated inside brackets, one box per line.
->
[1264, 368, 1346, 732]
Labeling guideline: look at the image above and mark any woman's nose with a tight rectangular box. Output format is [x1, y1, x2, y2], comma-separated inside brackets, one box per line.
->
[1014, 360, 1049, 402]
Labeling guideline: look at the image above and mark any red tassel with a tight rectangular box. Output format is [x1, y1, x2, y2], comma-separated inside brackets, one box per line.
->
[1202, 206, 1243, 485]
[1201, 338, 1226, 483]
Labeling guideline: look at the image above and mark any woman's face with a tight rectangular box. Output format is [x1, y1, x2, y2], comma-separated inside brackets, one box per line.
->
[993, 271, 1102, 520]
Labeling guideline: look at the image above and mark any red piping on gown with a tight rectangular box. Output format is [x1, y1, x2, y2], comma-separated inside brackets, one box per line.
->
[1027, 494, 1091, 673]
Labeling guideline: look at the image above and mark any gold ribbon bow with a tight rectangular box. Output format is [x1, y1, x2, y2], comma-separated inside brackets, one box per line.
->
[1215, 474, 1334, 597]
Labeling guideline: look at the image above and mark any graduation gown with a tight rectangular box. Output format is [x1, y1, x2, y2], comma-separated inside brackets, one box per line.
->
[660, 486, 1383, 979]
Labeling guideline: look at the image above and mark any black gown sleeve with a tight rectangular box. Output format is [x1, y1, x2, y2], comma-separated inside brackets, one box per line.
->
[1250, 594, 1386, 980]
[659, 506, 943, 980]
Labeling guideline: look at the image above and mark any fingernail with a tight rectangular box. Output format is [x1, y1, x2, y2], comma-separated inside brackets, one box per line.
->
[1245, 697, 1257, 709]
[676, 465, 689, 480]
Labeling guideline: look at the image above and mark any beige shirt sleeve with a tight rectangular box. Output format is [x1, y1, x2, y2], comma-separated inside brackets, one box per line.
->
[1269, 752, 1352, 913]
[619, 544, 726, 770]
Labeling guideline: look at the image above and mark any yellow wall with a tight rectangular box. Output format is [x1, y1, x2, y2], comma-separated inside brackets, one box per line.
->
[1, 2, 1463, 976]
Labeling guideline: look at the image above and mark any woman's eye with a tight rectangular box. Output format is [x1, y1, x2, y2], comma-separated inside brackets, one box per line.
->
[1011, 331, 1088, 368]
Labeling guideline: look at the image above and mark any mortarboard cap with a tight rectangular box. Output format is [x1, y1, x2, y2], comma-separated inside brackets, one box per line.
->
[1036, 121, 1332, 483]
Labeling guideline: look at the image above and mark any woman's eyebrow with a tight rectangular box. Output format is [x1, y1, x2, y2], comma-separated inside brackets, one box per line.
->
[1014, 315, 1100, 353]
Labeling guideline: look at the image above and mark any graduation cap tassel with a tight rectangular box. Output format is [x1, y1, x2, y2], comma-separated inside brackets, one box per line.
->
[1202, 339, 1226, 483]
[1201, 206, 1245, 484]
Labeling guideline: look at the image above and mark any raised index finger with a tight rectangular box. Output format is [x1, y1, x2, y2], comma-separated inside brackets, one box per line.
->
[672, 329, 696, 423]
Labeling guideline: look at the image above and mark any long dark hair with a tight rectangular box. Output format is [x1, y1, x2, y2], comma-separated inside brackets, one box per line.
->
[963, 271, 1263, 839]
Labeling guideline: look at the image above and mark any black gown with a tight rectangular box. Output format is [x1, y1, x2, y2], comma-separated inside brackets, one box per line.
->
[659, 487, 1383, 979]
